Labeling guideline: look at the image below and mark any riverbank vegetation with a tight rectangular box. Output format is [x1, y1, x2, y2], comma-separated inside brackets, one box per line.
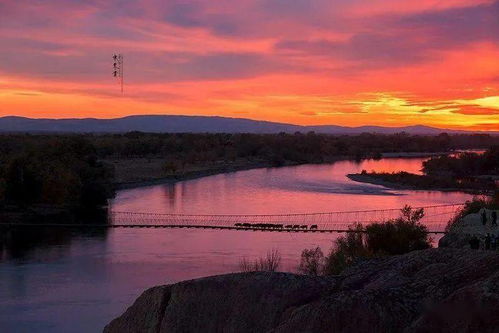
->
[0, 137, 114, 214]
[11, 131, 495, 187]
[0, 133, 497, 214]
[422, 147, 499, 177]
[299, 206, 431, 275]
[239, 206, 432, 275]
[349, 147, 499, 193]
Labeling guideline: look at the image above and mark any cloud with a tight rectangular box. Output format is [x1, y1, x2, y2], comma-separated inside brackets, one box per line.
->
[275, 34, 428, 67]
[299, 111, 317, 116]
[275, 1, 499, 70]
[127, 51, 288, 82]
[452, 106, 499, 115]
[0, 0, 498, 130]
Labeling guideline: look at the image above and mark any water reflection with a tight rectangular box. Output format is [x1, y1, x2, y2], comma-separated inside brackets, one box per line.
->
[0, 209, 109, 261]
[0, 227, 108, 262]
[111, 158, 470, 215]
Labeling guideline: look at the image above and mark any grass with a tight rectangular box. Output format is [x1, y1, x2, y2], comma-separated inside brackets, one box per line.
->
[239, 249, 281, 272]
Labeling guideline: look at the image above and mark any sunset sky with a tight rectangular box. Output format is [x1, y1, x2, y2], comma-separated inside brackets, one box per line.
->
[0, 0, 498, 130]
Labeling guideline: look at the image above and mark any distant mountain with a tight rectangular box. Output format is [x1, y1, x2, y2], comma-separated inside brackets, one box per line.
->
[0, 115, 495, 135]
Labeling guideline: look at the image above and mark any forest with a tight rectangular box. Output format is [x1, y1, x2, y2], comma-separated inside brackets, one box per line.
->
[0, 132, 497, 210]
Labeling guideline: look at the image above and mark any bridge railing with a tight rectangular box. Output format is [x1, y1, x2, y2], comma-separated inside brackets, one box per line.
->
[109, 203, 464, 233]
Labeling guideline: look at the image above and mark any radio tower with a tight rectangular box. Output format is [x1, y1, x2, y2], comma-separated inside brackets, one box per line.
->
[112, 54, 124, 94]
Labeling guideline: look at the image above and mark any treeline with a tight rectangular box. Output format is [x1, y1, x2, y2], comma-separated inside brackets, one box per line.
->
[422, 147, 499, 177]
[1, 132, 497, 163]
[356, 147, 499, 193]
[85, 132, 499, 162]
[0, 137, 114, 209]
[0, 132, 497, 209]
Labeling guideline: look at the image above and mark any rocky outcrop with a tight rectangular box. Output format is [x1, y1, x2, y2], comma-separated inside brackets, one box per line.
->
[105, 248, 499, 333]
[439, 209, 499, 248]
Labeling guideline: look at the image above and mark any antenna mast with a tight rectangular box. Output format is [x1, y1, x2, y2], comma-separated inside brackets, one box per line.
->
[112, 54, 124, 94]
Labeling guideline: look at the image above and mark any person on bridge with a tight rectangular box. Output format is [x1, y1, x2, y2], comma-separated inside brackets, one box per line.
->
[492, 211, 497, 227]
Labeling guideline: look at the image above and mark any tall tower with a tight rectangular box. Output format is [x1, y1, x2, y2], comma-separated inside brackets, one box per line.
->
[112, 54, 124, 94]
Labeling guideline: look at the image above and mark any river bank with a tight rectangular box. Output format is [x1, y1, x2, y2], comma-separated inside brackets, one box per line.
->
[111, 156, 354, 190]
[111, 153, 448, 191]
[112, 159, 287, 190]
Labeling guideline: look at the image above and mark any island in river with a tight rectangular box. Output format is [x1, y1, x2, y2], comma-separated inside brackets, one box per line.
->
[347, 147, 499, 194]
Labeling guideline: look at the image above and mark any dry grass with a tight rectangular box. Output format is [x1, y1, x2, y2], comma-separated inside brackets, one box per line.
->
[239, 249, 281, 272]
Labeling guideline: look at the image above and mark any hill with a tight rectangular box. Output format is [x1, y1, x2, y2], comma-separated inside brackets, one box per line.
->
[0, 115, 493, 135]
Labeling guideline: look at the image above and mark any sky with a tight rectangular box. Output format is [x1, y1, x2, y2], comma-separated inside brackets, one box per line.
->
[0, 0, 498, 130]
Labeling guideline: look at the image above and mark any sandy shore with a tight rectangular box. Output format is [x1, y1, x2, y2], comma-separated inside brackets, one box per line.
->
[346, 173, 480, 193]
[112, 156, 352, 191]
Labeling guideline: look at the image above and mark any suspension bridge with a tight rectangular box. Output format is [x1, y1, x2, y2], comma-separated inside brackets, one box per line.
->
[1, 203, 464, 234]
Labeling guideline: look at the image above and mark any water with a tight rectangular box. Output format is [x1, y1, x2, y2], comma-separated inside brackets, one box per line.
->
[0, 157, 472, 332]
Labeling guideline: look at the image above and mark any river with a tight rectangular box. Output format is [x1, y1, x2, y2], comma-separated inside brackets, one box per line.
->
[0, 157, 472, 332]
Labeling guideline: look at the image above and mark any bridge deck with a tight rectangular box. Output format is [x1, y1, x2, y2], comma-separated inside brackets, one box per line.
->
[0, 223, 448, 233]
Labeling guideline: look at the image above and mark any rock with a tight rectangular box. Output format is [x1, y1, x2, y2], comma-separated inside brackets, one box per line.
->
[439, 209, 499, 249]
[105, 248, 499, 333]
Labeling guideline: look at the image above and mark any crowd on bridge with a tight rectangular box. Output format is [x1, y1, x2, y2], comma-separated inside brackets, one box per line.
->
[234, 223, 319, 230]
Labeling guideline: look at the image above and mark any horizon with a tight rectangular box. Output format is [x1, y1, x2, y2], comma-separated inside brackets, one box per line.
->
[1, 1, 498, 130]
[1, 114, 499, 133]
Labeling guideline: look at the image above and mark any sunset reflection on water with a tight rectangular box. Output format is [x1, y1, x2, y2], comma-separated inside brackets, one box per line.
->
[111, 157, 469, 215]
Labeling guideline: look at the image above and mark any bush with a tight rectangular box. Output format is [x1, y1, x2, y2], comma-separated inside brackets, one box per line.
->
[365, 206, 429, 255]
[239, 249, 281, 272]
[324, 224, 369, 275]
[301, 206, 432, 276]
[298, 247, 325, 276]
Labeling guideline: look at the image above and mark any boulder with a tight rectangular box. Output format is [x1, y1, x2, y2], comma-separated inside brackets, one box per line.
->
[105, 248, 499, 333]
[439, 209, 499, 249]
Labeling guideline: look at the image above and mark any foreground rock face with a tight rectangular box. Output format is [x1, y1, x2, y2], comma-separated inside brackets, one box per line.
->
[105, 248, 499, 333]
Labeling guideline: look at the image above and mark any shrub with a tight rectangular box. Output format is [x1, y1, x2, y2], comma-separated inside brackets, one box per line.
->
[298, 247, 325, 276]
[365, 206, 430, 255]
[313, 206, 432, 276]
[324, 224, 369, 275]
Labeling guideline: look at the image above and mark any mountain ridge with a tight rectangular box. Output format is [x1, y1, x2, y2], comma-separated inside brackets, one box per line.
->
[0, 115, 495, 135]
